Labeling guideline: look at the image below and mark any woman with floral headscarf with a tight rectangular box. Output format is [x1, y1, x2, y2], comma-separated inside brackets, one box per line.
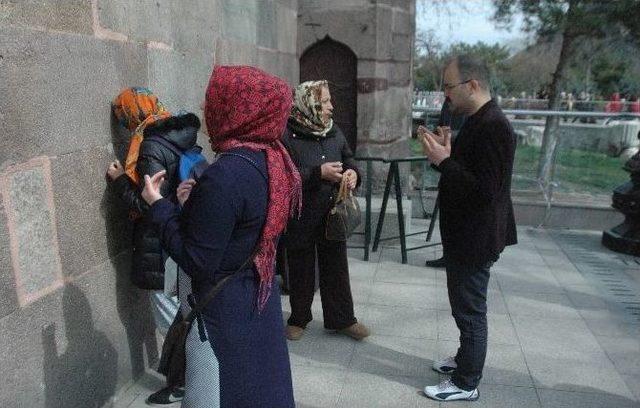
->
[280, 80, 370, 341]
[141, 66, 299, 408]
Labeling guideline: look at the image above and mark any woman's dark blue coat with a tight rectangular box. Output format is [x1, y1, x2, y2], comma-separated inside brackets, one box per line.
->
[149, 147, 295, 408]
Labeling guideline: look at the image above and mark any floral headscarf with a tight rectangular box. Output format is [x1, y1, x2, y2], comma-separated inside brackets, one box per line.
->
[205, 65, 302, 311]
[290, 80, 333, 137]
[112, 87, 171, 184]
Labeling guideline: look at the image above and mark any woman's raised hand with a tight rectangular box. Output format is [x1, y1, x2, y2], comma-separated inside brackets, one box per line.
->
[177, 178, 197, 206]
[142, 170, 166, 205]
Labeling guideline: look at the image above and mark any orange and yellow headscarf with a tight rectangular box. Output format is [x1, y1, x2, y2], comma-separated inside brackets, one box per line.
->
[112, 87, 171, 184]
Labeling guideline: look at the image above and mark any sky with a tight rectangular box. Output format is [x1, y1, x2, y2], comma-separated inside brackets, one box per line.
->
[416, 0, 527, 51]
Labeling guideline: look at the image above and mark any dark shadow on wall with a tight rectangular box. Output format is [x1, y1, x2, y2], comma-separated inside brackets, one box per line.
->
[101, 110, 159, 380]
[42, 284, 118, 408]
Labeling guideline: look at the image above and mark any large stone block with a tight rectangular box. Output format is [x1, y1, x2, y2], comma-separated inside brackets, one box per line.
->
[0, 26, 147, 166]
[221, 0, 258, 44]
[0, 157, 64, 307]
[392, 8, 414, 35]
[276, 1, 297, 54]
[297, 7, 377, 59]
[389, 60, 412, 86]
[50, 147, 124, 278]
[147, 47, 215, 114]
[357, 86, 412, 144]
[356, 60, 386, 78]
[276, 0, 298, 10]
[299, 0, 371, 10]
[0, 0, 93, 34]
[256, 48, 282, 78]
[168, 0, 222, 54]
[214, 37, 258, 66]
[279, 53, 300, 86]
[380, 86, 413, 130]
[0, 199, 19, 319]
[379, 0, 416, 12]
[255, 50, 298, 85]
[257, 0, 277, 49]
[375, 6, 393, 60]
[356, 92, 378, 137]
[98, 0, 174, 44]
[391, 33, 412, 62]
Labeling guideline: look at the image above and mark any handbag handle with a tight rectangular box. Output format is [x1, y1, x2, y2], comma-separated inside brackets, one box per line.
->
[336, 176, 348, 203]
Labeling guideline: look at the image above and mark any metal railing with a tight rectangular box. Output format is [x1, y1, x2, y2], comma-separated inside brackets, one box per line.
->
[413, 106, 640, 119]
[412, 93, 640, 113]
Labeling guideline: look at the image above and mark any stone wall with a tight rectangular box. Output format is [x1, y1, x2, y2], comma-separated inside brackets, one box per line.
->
[0, 1, 297, 406]
[298, 0, 416, 186]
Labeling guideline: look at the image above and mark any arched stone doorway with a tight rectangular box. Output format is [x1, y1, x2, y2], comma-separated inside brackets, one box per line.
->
[300, 37, 358, 152]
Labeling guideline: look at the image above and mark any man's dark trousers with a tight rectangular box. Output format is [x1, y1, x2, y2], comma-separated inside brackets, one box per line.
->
[445, 257, 492, 391]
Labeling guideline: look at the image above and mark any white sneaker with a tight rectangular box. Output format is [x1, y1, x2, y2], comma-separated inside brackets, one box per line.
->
[424, 379, 479, 401]
[433, 355, 457, 374]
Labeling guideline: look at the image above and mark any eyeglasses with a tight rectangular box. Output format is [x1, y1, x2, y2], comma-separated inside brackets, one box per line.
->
[443, 79, 472, 91]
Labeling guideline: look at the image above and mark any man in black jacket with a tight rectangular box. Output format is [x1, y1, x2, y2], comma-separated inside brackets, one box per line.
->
[424, 97, 466, 268]
[419, 55, 517, 402]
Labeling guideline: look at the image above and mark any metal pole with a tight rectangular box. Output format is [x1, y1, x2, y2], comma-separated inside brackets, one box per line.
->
[364, 161, 372, 261]
[372, 163, 393, 252]
[392, 163, 407, 264]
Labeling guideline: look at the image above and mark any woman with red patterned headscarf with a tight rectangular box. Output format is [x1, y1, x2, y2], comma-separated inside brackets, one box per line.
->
[141, 66, 299, 408]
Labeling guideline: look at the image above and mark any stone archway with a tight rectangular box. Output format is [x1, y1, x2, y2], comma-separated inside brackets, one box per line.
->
[300, 37, 358, 152]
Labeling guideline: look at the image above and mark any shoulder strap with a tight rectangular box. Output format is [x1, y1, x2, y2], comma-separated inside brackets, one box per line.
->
[183, 250, 256, 323]
[217, 152, 267, 182]
[146, 135, 184, 157]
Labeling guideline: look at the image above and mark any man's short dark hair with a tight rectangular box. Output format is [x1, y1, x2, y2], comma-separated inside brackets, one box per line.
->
[450, 54, 491, 91]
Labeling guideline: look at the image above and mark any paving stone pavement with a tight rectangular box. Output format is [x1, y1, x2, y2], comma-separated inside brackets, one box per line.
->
[114, 225, 640, 407]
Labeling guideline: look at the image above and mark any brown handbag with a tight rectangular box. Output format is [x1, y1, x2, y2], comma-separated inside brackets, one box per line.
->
[325, 177, 362, 241]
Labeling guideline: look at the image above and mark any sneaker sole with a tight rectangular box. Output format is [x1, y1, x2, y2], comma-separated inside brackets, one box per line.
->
[432, 366, 456, 374]
[425, 390, 479, 402]
[145, 398, 183, 406]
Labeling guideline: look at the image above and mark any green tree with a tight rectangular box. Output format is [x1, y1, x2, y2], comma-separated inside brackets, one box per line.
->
[414, 29, 446, 91]
[413, 35, 511, 92]
[502, 38, 559, 95]
[493, 0, 640, 193]
[592, 57, 628, 96]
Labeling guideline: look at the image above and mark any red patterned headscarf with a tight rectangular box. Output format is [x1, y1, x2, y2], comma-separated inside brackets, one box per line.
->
[205, 65, 302, 310]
